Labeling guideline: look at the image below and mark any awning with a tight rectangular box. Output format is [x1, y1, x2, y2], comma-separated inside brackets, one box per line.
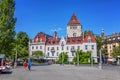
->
[0, 54, 5, 58]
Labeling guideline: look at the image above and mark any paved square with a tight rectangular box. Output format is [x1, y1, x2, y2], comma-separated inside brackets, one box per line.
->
[0, 64, 120, 80]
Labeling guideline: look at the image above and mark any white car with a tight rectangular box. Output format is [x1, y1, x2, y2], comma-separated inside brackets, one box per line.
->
[0, 64, 12, 73]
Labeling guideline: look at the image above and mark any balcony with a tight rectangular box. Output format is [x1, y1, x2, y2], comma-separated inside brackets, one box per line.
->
[51, 48, 55, 52]
[71, 48, 75, 52]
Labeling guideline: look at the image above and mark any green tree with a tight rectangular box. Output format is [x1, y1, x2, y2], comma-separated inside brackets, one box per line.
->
[96, 35, 103, 55]
[32, 51, 44, 60]
[101, 48, 106, 54]
[112, 45, 120, 59]
[73, 50, 91, 64]
[0, 0, 16, 57]
[58, 52, 68, 64]
[15, 31, 29, 59]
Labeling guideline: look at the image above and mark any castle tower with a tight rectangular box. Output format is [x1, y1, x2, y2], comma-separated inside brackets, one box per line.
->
[53, 31, 58, 39]
[67, 13, 82, 37]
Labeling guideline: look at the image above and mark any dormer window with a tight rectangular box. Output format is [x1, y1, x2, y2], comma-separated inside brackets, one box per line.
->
[61, 41, 64, 46]
[88, 36, 91, 43]
[36, 37, 38, 42]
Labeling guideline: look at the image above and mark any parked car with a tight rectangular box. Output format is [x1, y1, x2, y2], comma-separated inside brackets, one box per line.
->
[17, 60, 24, 66]
[0, 54, 12, 73]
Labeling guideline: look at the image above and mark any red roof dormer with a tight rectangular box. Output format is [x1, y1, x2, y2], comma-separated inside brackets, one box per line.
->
[83, 31, 96, 42]
[67, 13, 81, 25]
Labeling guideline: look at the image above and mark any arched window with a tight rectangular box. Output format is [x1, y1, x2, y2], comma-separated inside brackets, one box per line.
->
[73, 33, 76, 37]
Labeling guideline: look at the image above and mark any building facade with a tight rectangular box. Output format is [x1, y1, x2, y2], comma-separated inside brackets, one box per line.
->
[102, 30, 120, 59]
[29, 14, 97, 62]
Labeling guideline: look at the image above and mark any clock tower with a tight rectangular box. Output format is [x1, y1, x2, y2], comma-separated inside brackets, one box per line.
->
[67, 13, 82, 37]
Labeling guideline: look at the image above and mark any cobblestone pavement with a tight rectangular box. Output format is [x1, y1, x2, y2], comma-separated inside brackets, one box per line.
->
[0, 64, 120, 80]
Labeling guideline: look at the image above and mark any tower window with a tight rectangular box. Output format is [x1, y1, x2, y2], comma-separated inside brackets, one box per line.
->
[73, 26, 77, 29]
[73, 33, 76, 37]
[70, 26, 77, 29]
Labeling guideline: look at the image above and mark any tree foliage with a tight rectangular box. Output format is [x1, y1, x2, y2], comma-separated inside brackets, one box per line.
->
[32, 51, 44, 59]
[73, 50, 91, 64]
[58, 52, 68, 64]
[96, 35, 103, 52]
[15, 31, 29, 58]
[112, 44, 120, 59]
[0, 0, 16, 57]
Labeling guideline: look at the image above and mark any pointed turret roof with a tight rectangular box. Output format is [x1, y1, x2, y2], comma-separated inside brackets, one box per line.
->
[67, 13, 81, 25]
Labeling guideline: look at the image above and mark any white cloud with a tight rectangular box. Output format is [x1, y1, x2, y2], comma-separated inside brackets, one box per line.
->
[50, 27, 63, 32]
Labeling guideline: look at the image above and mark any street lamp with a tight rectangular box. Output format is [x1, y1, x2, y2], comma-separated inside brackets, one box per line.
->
[88, 36, 93, 67]
[91, 51, 93, 67]
[14, 45, 17, 68]
[99, 49, 102, 69]
[61, 42, 64, 65]
[77, 51, 79, 66]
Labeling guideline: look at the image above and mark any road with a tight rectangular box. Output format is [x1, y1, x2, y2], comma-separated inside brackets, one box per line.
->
[0, 64, 120, 80]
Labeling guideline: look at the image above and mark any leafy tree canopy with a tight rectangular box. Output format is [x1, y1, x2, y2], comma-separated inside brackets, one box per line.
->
[112, 44, 120, 59]
[15, 31, 29, 59]
[73, 50, 91, 64]
[58, 52, 68, 63]
[0, 0, 16, 57]
[32, 51, 43, 57]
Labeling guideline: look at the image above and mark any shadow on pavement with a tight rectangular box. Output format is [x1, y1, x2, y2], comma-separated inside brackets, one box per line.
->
[31, 63, 52, 66]
[0, 71, 12, 74]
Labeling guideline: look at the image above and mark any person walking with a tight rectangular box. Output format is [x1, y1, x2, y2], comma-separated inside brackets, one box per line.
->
[23, 60, 27, 70]
[27, 59, 32, 71]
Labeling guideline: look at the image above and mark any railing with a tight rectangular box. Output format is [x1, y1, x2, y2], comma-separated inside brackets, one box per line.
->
[51, 48, 55, 52]
[71, 48, 75, 52]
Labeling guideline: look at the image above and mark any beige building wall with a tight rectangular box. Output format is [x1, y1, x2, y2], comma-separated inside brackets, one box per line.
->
[67, 25, 82, 37]
[102, 42, 120, 58]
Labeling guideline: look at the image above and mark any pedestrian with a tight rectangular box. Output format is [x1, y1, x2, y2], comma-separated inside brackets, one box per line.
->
[27, 59, 32, 71]
[23, 60, 27, 70]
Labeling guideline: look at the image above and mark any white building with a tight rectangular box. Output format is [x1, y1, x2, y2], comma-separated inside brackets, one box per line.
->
[29, 13, 97, 62]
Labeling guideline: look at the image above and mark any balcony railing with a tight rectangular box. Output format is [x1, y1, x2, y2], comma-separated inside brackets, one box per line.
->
[51, 48, 55, 52]
[71, 48, 75, 52]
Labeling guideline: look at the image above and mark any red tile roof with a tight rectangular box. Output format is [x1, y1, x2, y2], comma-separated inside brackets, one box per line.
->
[67, 13, 81, 25]
[83, 31, 96, 42]
[33, 31, 96, 45]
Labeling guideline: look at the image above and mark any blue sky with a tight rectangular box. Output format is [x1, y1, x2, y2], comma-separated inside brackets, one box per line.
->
[14, 0, 120, 38]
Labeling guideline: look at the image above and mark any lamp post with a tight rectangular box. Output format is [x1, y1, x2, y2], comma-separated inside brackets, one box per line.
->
[77, 52, 79, 66]
[99, 49, 102, 69]
[88, 36, 93, 67]
[14, 45, 17, 68]
[91, 51, 93, 67]
[62, 53, 64, 65]
[61, 42, 64, 65]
